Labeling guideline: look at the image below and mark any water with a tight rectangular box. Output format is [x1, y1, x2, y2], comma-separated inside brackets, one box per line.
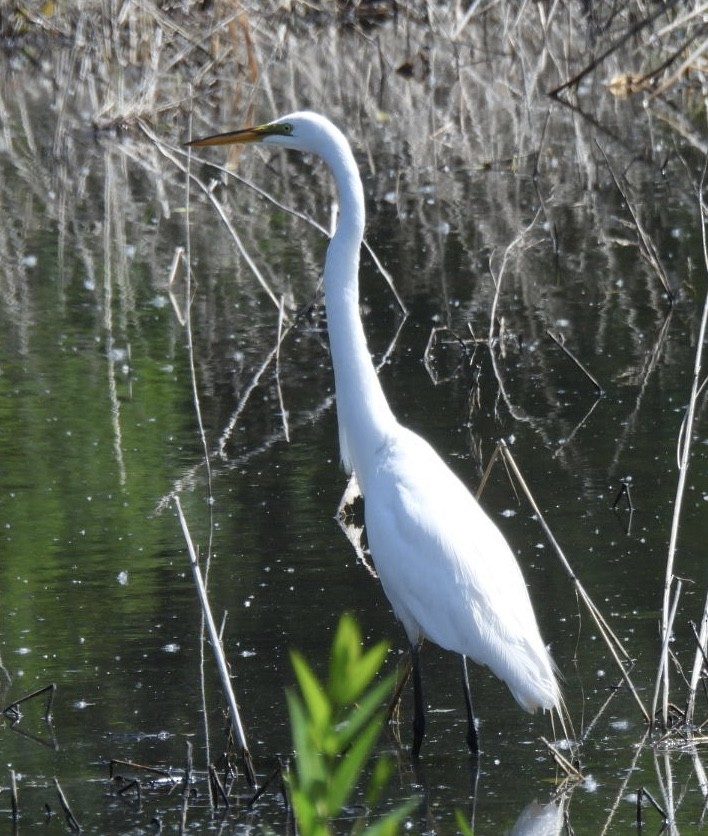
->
[2, 11, 708, 834]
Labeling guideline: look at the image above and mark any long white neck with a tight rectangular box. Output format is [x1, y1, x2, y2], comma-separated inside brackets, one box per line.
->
[318, 131, 397, 491]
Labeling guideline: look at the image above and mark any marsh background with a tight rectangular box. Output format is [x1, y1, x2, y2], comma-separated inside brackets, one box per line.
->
[0, 1, 707, 833]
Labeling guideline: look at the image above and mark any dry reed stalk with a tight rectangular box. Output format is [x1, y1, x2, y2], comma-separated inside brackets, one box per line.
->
[481, 440, 649, 724]
[180, 120, 219, 784]
[653, 751, 677, 827]
[652, 579, 683, 729]
[654, 174, 708, 729]
[539, 736, 583, 780]
[217, 339, 288, 460]
[634, 786, 668, 828]
[275, 295, 291, 442]
[686, 591, 708, 726]
[422, 327, 469, 385]
[174, 496, 256, 788]
[167, 247, 188, 326]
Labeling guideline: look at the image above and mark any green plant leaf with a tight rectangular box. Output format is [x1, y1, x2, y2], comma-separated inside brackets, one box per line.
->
[329, 614, 390, 705]
[359, 798, 419, 836]
[364, 754, 394, 807]
[328, 714, 384, 813]
[454, 809, 474, 835]
[285, 689, 327, 792]
[328, 613, 360, 697]
[335, 639, 390, 706]
[291, 649, 331, 734]
[289, 784, 331, 836]
[286, 615, 418, 836]
[334, 672, 396, 751]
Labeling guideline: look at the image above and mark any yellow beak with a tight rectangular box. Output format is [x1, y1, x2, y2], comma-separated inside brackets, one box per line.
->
[185, 125, 266, 148]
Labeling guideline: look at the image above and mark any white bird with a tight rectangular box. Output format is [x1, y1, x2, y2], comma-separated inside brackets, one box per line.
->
[187, 112, 561, 757]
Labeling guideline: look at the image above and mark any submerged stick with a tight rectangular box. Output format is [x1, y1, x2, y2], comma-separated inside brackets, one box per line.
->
[208, 763, 230, 810]
[539, 736, 583, 780]
[53, 778, 80, 833]
[108, 759, 173, 780]
[247, 761, 285, 809]
[179, 739, 193, 833]
[10, 768, 18, 824]
[116, 779, 141, 803]
[2, 683, 56, 722]
[175, 496, 256, 788]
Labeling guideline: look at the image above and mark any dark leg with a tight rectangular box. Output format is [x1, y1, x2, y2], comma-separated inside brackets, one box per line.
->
[411, 643, 425, 759]
[461, 656, 479, 754]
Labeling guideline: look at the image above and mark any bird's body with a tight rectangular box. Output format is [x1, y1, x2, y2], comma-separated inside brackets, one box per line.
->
[364, 426, 557, 713]
[188, 111, 560, 753]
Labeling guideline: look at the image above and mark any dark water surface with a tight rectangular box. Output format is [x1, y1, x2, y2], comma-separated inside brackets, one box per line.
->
[1, 30, 708, 835]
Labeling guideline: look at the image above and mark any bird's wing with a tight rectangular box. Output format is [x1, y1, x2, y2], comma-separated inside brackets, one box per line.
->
[364, 427, 557, 711]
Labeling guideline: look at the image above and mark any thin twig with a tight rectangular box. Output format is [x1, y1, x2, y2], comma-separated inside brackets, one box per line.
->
[546, 329, 604, 395]
[595, 142, 673, 302]
[548, 2, 676, 99]
[488, 209, 542, 345]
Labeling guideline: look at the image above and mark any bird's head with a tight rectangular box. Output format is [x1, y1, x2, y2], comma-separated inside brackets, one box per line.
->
[186, 111, 337, 157]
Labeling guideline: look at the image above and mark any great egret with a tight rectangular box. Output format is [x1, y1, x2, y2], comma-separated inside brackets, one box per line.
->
[187, 112, 561, 756]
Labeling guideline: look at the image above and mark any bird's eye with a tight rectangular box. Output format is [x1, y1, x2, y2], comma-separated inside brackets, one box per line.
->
[281, 123, 293, 135]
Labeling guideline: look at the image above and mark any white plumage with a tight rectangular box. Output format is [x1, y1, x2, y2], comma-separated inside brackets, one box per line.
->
[189, 111, 560, 755]
[365, 426, 558, 714]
